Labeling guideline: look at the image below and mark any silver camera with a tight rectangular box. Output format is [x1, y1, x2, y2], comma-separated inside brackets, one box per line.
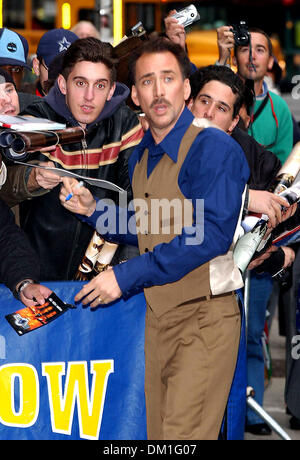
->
[172, 4, 200, 28]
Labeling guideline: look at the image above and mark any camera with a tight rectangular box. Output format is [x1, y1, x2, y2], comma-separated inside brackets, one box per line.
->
[172, 4, 200, 28]
[131, 21, 146, 37]
[231, 20, 250, 47]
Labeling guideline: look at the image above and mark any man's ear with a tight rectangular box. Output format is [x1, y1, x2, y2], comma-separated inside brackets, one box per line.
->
[107, 82, 116, 101]
[131, 85, 140, 107]
[57, 74, 67, 95]
[267, 55, 275, 71]
[184, 78, 191, 102]
[32, 57, 40, 77]
[227, 114, 240, 134]
[187, 98, 194, 110]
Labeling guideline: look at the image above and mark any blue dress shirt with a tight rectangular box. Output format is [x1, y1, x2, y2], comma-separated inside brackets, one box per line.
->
[80, 107, 250, 298]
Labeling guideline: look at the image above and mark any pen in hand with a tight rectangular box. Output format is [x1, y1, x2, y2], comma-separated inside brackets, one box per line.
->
[65, 180, 84, 202]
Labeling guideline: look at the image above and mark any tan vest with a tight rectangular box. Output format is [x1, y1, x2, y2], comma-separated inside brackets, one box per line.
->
[132, 123, 211, 317]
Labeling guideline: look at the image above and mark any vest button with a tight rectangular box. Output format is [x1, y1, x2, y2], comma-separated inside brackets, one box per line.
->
[145, 192, 149, 197]
[144, 248, 149, 252]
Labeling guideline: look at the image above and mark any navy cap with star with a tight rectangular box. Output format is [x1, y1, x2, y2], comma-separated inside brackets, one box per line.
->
[36, 28, 78, 68]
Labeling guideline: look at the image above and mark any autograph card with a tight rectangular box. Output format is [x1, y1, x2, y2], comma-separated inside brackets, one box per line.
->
[5, 292, 75, 335]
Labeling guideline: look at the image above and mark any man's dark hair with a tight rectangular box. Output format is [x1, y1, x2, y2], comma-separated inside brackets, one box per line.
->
[128, 37, 191, 85]
[61, 37, 117, 85]
[234, 27, 273, 56]
[189, 65, 245, 118]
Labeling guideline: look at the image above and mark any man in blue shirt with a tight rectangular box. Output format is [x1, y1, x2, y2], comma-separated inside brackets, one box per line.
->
[59, 38, 250, 439]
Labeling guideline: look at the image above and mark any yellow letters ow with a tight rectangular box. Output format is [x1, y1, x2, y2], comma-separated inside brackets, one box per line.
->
[42, 360, 114, 440]
[0, 363, 39, 427]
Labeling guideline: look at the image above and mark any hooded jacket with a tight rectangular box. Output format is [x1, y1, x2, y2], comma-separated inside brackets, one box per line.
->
[19, 81, 144, 281]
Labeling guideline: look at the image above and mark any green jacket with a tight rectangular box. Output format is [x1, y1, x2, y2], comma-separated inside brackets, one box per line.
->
[248, 90, 293, 165]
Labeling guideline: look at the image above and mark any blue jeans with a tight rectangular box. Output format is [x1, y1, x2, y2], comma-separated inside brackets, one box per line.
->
[246, 271, 274, 425]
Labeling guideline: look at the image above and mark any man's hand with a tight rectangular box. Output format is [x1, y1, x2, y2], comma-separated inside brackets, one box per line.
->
[74, 267, 122, 308]
[164, 10, 186, 50]
[20, 283, 52, 307]
[282, 246, 295, 269]
[216, 26, 235, 65]
[248, 189, 296, 228]
[247, 244, 295, 272]
[27, 161, 62, 191]
[247, 245, 278, 270]
[59, 177, 96, 216]
[282, 202, 298, 222]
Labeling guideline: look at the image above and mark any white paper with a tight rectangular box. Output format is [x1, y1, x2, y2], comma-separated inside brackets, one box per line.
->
[0, 115, 66, 131]
[14, 161, 125, 193]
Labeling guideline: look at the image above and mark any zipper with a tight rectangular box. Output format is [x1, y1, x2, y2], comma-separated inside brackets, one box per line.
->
[81, 137, 88, 171]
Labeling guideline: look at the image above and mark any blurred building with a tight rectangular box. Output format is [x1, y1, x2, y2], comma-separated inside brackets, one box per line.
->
[2, 0, 300, 81]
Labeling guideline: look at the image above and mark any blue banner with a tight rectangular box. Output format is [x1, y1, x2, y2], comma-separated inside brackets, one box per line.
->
[0, 282, 147, 440]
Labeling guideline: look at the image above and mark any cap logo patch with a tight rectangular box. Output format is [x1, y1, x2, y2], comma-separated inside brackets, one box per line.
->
[58, 36, 71, 52]
[7, 42, 17, 53]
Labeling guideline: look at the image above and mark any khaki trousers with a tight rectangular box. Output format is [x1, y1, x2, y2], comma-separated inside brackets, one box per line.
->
[144, 293, 241, 440]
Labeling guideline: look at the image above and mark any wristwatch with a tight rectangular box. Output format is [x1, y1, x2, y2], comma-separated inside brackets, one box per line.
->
[14, 279, 35, 300]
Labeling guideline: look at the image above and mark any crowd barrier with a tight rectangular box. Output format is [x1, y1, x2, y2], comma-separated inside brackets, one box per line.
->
[0, 282, 147, 440]
[0, 282, 246, 440]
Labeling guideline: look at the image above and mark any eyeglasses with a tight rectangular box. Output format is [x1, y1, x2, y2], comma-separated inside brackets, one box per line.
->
[0, 65, 23, 74]
[10, 66, 22, 74]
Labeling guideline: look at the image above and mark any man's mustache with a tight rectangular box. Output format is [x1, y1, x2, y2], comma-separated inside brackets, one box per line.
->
[150, 98, 171, 108]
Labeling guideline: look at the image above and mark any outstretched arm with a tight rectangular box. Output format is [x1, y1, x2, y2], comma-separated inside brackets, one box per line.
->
[216, 26, 235, 65]
[164, 10, 186, 50]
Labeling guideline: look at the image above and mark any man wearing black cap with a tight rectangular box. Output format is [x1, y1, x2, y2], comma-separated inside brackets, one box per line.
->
[0, 65, 49, 308]
[32, 28, 78, 97]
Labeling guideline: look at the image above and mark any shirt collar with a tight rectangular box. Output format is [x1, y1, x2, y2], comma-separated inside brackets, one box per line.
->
[135, 106, 194, 163]
[256, 80, 269, 100]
